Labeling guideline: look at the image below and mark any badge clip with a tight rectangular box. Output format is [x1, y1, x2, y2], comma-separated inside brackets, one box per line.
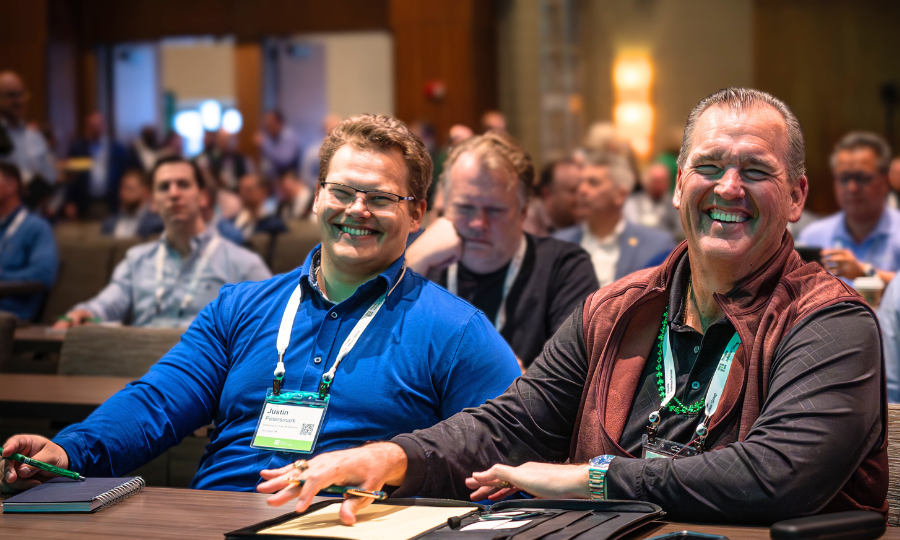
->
[646, 409, 662, 444]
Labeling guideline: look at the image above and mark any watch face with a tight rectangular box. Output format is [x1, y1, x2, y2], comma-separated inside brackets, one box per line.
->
[590, 455, 615, 467]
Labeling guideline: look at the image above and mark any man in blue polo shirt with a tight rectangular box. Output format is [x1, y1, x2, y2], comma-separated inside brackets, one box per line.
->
[798, 131, 900, 284]
[1, 115, 520, 492]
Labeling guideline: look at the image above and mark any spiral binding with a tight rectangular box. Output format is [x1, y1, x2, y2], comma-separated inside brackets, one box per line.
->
[95, 477, 146, 511]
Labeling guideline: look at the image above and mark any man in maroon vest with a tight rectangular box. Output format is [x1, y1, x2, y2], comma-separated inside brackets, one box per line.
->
[257, 88, 887, 525]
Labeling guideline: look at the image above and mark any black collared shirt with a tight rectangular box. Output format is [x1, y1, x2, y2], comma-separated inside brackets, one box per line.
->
[619, 255, 738, 454]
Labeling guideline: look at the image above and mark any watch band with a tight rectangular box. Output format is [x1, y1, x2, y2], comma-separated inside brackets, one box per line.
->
[863, 263, 876, 277]
[588, 455, 615, 500]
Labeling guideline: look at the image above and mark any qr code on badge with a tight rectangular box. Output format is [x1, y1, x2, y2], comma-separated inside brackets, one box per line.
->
[300, 423, 316, 437]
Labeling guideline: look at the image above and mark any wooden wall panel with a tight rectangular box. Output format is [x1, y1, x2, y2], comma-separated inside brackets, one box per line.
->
[390, 0, 498, 146]
[0, 0, 49, 124]
[754, 0, 900, 215]
[234, 41, 262, 160]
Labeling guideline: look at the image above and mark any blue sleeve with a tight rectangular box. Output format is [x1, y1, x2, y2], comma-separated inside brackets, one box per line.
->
[878, 279, 900, 403]
[435, 312, 520, 419]
[52, 286, 237, 477]
[0, 219, 57, 286]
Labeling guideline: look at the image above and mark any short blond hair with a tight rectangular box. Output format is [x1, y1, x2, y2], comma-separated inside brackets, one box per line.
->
[318, 115, 433, 201]
[442, 130, 535, 207]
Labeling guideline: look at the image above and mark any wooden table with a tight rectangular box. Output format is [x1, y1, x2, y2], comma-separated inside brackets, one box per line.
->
[0, 487, 896, 540]
[0, 373, 133, 423]
[13, 325, 66, 354]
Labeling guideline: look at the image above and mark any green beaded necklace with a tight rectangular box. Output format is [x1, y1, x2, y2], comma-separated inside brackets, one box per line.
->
[654, 307, 705, 415]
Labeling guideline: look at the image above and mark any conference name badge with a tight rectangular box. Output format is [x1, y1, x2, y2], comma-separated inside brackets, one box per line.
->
[251, 389, 329, 454]
[641, 433, 700, 460]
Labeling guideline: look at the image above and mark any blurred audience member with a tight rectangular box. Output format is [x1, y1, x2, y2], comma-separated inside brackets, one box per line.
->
[277, 170, 313, 221]
[554, 154, 675, 287]
[523, 160, 580, 236]
[157, 132, 184, 161]
[101, 168, 162, 239]
[877, 276, 900, 403]
[889, 156, 900, 209]
[406, 131, 598, 369]
[481, 110, 507, 133]
[132, 126, 161, 171]
[798, 131, 899, 284]
[66, 112, 131, 218]
[300, 115, 341, 190]
[256, 110, 299, 180]
[54, 157, 270, 329]
[196, 129, 254, 191]
[623, 161, 685, 242]
[0, 71, 55, 189]
[233, 174, 287, 239]
[0, 163, 57, 321]
[449, 124, 474, 146]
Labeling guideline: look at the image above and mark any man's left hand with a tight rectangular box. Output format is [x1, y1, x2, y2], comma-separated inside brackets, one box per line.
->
[465, 462, 590, 501]
[821, 249, 866, 279]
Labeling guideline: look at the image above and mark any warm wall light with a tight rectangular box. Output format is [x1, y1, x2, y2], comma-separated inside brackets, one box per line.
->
[614, 102, 653, 128]
[614, 57, 653, 92]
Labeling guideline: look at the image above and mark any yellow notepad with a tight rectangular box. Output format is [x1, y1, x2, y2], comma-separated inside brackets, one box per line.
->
[258, 503, 474, 540]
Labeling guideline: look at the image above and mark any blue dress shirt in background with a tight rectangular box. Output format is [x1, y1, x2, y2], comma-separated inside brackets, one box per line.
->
[797, 206, 900, 275]
[0, 206, 58, 320]
[877, 277, 900, 403]
[53, 247, 521, 490]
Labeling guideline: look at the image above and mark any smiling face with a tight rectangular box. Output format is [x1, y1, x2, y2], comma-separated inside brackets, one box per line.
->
[445, 151, 526, 274]
[314, 144, 425, 281]
[674, 104, 807, 269]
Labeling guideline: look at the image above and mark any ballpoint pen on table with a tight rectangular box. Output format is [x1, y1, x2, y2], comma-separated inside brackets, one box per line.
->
[0, 447, 86, 481]
[284, 477, 387, 500]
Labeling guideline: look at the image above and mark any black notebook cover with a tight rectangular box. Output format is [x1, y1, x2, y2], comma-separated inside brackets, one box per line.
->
[2, 476, 145, 513]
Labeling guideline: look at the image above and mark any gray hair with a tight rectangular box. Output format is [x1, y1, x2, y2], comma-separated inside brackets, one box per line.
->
[442, 130, 535, 209]
[829, 131, 892, 173]
[677, 88, 806, 182]
[583, 151, 635, 193]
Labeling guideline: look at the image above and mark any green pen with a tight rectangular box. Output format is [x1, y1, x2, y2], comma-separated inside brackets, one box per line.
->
[0, 448, 86, 481]
[285, 477, 387, 500]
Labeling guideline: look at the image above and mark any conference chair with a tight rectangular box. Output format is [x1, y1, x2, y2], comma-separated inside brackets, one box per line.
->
[270, 221, 321, 275]
[41, 239, 115, 325]
[887, 403, 900, 526]
[0, 312, 20, 372]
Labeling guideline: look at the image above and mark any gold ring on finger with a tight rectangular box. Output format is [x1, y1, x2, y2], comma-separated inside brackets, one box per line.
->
[284, 476, 305, 485]
[292, 459, 309, 472]
[497, 480, 513, 489]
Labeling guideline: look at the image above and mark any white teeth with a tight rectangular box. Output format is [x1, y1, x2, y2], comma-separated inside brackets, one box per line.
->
[339, 225, 375, 236]
[709, 210, 749, 223]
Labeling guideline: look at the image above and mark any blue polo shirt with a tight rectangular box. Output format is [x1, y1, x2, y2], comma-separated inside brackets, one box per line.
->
[53, 247, 520, 491]
[797, 206, 900, 274]
[0, 206, 57, 320]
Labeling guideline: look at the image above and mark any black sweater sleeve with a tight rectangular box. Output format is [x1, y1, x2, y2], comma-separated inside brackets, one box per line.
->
[391, 304, 589, 498]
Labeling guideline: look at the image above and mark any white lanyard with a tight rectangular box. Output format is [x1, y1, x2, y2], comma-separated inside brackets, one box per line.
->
[660, 321, 741, 433]
[154, 235, 221, 314]
[274, 267, 406, 394]
[447, 235, 527, 332]
[0, 208, 27, 255]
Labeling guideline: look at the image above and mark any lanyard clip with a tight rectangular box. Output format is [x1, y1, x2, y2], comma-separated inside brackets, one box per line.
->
[646, 409, 662, 444]
[273, 355, 286, 396]
[273, 377, 283, 395]
[693, 417, 710, 453]
[317, 378, 332, 400]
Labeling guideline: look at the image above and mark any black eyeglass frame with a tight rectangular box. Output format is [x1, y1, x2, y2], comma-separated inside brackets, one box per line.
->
[319, 181, 417, 205]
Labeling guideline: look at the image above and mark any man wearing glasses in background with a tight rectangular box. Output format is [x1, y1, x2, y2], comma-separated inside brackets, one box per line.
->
[798, 131, 900, 284]
[2, 115, 520, 493]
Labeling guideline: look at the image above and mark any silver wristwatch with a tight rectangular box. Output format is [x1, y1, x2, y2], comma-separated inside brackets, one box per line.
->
[588, 455, 615, 500]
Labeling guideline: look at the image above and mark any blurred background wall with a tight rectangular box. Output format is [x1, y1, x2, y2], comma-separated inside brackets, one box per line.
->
[2, 0, 899, 214]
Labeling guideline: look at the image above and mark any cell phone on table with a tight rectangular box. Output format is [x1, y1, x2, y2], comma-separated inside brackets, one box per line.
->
[645, 532, 728, 540]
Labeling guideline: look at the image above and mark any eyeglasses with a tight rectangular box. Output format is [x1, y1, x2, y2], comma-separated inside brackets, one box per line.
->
[837, 172, 876, 186]
[319, 182, 415, 216]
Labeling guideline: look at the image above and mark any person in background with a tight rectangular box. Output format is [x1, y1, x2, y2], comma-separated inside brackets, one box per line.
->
[798, 131, 900, 284]
[100, 168, 162, 239]
[624, 161, 685, 242]
[888, 156, 900, 209]
[876, 276, 900, 403]
[405, 131, 598, 370]
[555, 154, 675, 287]
[233, 174, 288, 239]
[131, 126, 161, 172]
[4, 114, 519, 493]
[256, 110, 299, 181]
[66, 112, 132, 219]
[300, 115, 341, 191]
[0, 162, 57, 321]
[0, 71, 55, 189]
[277, 170, 314, 221]
[54, 156, 270, 329]
[481, 110, 507, 133]
[196, 129, 254, 192]
[523, 159, 581, 237]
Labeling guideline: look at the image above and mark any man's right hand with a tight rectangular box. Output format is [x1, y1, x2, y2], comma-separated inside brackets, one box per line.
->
[404, 217, 464, 275]
[2, 435, 70, 492]
[257, 442, 408, 525]
[52, 309, 96, 330]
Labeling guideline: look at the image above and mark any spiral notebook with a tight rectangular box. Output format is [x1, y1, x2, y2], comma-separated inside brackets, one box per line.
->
[1, 476, 145, 513]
